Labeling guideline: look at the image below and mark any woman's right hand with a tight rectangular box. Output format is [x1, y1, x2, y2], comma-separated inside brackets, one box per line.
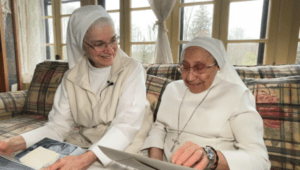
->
[0, 139, 14, 156]
[0, 136, 27, 156]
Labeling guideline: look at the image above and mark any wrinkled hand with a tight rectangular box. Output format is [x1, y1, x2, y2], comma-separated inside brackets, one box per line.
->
[0, 140, 14, 156]
[43, 152, 97, 170]
[171, 141, 209, 170]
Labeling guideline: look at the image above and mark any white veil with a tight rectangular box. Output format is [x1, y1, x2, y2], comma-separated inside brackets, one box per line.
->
[66, 5, 113, 69]
[181, 37, 248, 91]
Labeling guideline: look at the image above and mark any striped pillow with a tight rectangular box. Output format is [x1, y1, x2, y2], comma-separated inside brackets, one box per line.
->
[235, 64, 300, 80]
[244, 76, 300, 170]
[22, 61, 69, 116]
[146, 75, 172, 121]
[146, 64, 181, 80]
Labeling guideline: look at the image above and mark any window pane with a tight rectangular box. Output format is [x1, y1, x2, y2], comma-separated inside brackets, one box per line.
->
[296, 42, 300, 64]
[106, 0, 120, 10]
[46, 46, 55, 60]
[228, 0, 264, 40]
[227, 43, 260, 65]
[45, 18, 54, 44]
[182, 0, 213, 3]
[131, 0, 150, 8]
[179, 44, 186, 62]
[109, 12, 120, 37]
[63, 45, 67, 60]
[62, 17, 70, 44]
[181, 5, 214, 41]
[131, 44, 155, 63]
[61, 0, 80, 15]
[44, 0, 52, 16]
[131, 10, 157, 42]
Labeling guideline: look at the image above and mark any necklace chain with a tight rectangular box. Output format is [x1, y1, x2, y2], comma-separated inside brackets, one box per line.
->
[170, 87, 213, 152]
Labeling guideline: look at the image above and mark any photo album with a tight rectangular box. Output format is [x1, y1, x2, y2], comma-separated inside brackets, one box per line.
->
[0, 138, 85, 170]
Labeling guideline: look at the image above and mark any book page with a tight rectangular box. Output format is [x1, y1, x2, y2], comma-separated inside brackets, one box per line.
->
[20, 146, 60, 170]
[99, 146, 195, 170]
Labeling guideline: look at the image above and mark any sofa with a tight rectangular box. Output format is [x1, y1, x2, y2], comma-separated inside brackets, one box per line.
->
[0, 60, 300, 170]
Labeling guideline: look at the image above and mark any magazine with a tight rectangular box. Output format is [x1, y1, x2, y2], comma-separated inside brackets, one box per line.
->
[99, 146, 196, 170]
[0, 138, 85, 170]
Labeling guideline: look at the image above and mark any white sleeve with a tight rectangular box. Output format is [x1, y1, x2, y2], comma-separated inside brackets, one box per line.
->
[21, 81, 75, 148]
[89, 63, 147, 167]
[220, 91, 271, 170]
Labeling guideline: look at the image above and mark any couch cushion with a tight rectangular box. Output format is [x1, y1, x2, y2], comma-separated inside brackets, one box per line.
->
[244, 76, 300, 169]
[146, 75, 173, 121]
[0, 91, 28, 119]
[0, 115, 47, 140]
[146, 64, 181, 80]
[235, 64, 300, 79]
[22, 61, 69, 116]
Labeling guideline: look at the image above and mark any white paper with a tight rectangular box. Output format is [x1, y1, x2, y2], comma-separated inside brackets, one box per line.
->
[99, 146, 195, 170]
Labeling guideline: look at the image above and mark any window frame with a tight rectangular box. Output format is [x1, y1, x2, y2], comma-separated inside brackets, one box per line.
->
[45, 0, 80, 60]
[98, 0, 300, 65]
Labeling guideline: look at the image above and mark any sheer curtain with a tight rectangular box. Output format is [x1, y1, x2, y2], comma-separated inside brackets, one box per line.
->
[149, 0, 176, 64]
[16, 0, 46, 83]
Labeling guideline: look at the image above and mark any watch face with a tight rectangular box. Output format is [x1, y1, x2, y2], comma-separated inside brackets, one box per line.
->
[204, 146, 215, 168]
[206, 148, 214, 159]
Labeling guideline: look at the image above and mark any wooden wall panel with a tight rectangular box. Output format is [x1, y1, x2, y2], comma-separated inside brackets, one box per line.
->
[0, 1, 9, 92]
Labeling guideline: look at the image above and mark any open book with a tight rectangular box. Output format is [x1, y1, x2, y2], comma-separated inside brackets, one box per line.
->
[99, 146, 196, 170]
[0, 138, 85, 170]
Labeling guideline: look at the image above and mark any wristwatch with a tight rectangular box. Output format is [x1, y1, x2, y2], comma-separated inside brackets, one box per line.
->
[204, 146, 215, 169]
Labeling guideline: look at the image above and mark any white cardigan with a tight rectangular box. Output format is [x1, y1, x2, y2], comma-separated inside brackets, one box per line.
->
[22, 55, 152, 167]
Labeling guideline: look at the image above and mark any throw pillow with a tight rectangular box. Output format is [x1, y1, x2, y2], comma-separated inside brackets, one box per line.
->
[22, 61, 69, 116]
[146, 75, 173, 121]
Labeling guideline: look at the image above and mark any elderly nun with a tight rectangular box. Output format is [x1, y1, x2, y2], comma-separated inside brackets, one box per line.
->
[0, 5, 152, 170]
[141, 37, 271, 170]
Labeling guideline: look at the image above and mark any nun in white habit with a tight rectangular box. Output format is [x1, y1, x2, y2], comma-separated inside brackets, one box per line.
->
[0, 5, 152, 170]
[141, 37, 271, 170]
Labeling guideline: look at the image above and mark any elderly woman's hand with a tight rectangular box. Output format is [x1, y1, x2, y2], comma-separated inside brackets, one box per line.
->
[0, 140, 14, 156]
[42, 151, 98, 170]
[171, 141, 211, 170]
[0, 136, 26, 156]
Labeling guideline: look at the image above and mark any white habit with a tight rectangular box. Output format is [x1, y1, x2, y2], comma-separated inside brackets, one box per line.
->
[141, 74, 270, 170]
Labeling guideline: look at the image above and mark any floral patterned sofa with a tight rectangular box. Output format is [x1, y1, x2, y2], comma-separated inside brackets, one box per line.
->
[0, 61, 300, 170]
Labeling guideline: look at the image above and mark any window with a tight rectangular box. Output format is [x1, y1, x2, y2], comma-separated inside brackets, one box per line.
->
[226, 0, 268, 65]
[44, 0, 81, 60]
[130, 0, 157, 63]
[100, 0, 299, 65]
[178, 0, 215, 61]
[104, 0, 156, 63]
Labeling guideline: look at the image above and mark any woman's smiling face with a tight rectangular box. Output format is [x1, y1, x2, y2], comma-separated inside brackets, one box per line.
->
[83, 23, 118, 68]
[181, 46, 219, 94]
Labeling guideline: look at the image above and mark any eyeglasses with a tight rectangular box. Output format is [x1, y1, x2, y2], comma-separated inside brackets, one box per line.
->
[84, 35, 119, 52]
[178, 62, 217, 74]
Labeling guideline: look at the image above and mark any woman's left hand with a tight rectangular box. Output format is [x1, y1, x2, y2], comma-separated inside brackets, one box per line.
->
[171, 141, 209, 170]
[43, 151, 97, 170]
